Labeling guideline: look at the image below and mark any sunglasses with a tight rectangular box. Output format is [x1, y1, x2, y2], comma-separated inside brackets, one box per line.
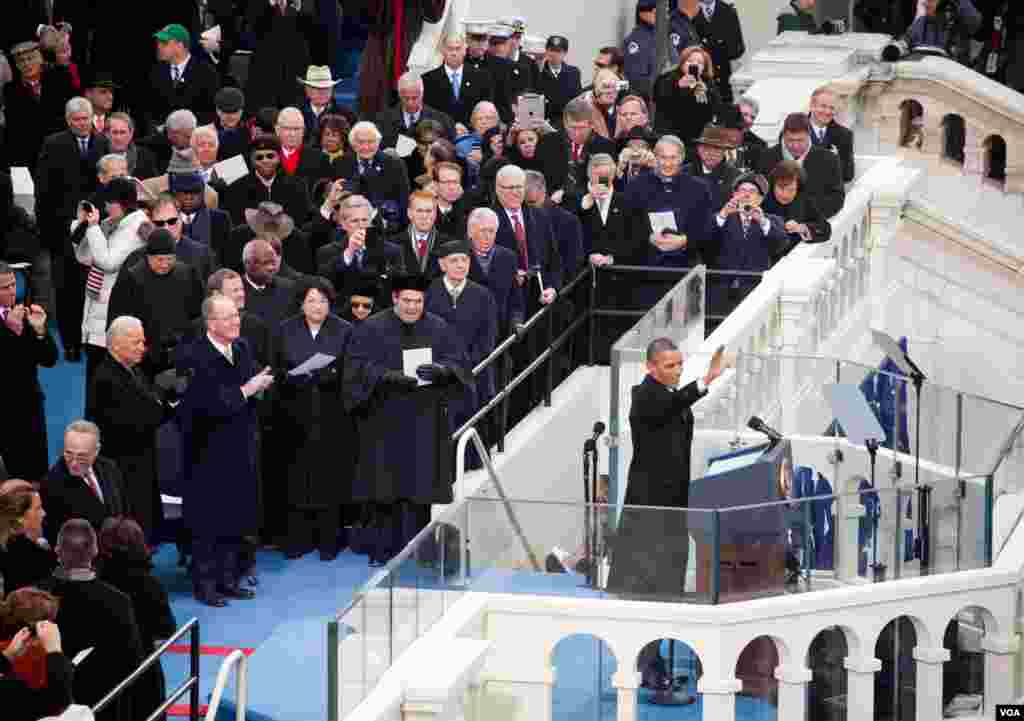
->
[350, 300, 373, 310]
[152, 217, 179, 227]
[253, 152, 278, 161]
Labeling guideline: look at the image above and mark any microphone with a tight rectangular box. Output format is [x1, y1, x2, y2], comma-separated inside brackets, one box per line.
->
[591, 421, 606, 441]
[748, 416, 783, 442]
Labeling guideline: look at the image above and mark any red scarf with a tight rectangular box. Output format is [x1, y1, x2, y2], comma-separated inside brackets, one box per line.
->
[280, 146, 302, 175]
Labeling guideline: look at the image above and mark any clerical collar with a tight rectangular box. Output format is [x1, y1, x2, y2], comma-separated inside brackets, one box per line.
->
[245, 275, 267, 291]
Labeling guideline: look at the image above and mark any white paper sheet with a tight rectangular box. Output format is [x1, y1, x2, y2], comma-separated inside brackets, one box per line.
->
[403, 347, 433, 386]
[395, 134, 417, 158]
[212, 154, 249, 185]
[72, 648, 94, 666]
[11, 166, 34, 215]
[288, 352, 335, 376]
[648, 211, 677, 236]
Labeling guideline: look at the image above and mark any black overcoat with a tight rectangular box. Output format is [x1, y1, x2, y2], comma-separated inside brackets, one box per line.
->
[0, 316, 57, 481]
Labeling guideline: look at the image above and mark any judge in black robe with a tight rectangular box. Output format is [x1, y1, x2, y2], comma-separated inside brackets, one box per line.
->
[607, 340, 722, 599]
[273, 279, 355, 560]
[343, 273, 471, 563]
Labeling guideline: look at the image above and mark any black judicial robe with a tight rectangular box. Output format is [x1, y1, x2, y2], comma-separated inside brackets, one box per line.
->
[344, 310, 470, 504]
[607, 375, 706, 596]
[273, 314, 355, 508]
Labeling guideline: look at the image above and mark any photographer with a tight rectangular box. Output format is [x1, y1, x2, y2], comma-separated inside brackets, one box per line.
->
[0, 616, 75, 720]
[908, 0, 981, 61]
[653, 47, 722, 149]
[616, 127, 659, 188]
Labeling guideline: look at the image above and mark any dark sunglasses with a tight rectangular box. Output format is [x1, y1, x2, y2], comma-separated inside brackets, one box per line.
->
[350, 300, 373, 310]
[152, 217, 180, 227]
[253, 152, 278, 161]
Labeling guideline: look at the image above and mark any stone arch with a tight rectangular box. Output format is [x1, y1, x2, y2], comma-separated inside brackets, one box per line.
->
[634, 637, 703, 709]
[874, 616, 920, 721]
[805, 625, 857, 721]
[734, 635, 786, 718]
[899, 99, 925, 149]
[868, 613, 933, 652]
[550, 633, 618, 721]
[983, 134, 1007, 183]
[942, 606, 990, 716]
[941, 114, 966, 165]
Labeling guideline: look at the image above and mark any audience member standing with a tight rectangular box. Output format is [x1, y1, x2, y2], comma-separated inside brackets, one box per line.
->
[691, 0, 746, 104]
[466, 208, 525, 339]
[0, 480, 57, 593]
[4, 41, 75, 169]
[377, 71, 455, 151]
[808, 86, 855, 183]
[333, 122, 412, 231]
[224, 134, 312, 228]
[624, 0, 681, 99]
[42, 519, 146, 721]
[0, 615, 73, 720]
[536, 36, 582, 127]
[43, 420, 129, 542]
[422, 34, 495, 129]
[89, 316, 172, 541]
[244, 0, 312, 115]
[653, 47, 722, 148]
[0, 264, 58, 482]
[274, 278, 354, 561]
[757, 112, 845, 217]
[145, 24, 220, 133]
[180, 295, 272, 606]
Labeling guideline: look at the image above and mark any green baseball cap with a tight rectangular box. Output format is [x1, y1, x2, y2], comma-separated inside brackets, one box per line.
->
[154, 24, 190, 46]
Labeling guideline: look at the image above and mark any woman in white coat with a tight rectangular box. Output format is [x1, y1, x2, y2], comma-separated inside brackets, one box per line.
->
[72, 176, 151, 409]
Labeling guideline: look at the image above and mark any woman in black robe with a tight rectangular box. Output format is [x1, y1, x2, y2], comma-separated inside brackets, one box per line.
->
[273, 277, 355, 560]
[96, 517, 176, 720]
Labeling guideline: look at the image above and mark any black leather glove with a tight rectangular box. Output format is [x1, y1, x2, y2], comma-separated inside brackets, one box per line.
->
[382, 369, 418, 391]
[513, 323, 528, 341]
[416, 363, 455, 384]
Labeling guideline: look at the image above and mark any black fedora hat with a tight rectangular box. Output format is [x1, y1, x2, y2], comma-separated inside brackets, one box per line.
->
[85, 71, 120, 90]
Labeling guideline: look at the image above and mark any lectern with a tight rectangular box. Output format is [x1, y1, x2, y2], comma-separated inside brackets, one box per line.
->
[690, 441, 793, 600]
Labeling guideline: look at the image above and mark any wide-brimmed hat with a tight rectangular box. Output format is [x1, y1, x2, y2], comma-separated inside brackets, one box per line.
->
[298, 65, 341, 89]
[695, 125, 736, 150]
[244, 202, 295, 238]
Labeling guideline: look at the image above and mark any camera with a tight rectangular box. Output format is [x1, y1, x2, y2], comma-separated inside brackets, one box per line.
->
[741, 203, 752, 213]
[615, 80, 630, 92]
[79, 200, 94, 214]
[819, 18, 846, 35]
[687, 64, 700, 79]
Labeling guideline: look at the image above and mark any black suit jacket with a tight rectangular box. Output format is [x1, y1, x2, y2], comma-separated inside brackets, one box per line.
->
[386, 227, 449, 277]
[375, 104, 456, 150]
[182, 206, 232, 265]
[536, 63, 583, 123]
[493, 204, 563, 291]
[574, 192, 647, 262]
[43, 456, 129, 542]
[332, 152, 411, 228]
[691, 0, 745, 100]
[468, 245, 525, 335]
[223, 172, 312, 227]
[127, 143, 161, 180]
[421, 64, 494, 126]
[3, 66, 76, 169]
[812, 119, 856, 183]
[145, 56, 221, 133]
[536, 130, 616, 198]
[35, 130, 111, 247]
[758, 145, 846, 218]
[687, 160, 742, 209]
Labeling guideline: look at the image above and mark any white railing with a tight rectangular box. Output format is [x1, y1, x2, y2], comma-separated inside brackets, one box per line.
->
[204, 650, 249, 721]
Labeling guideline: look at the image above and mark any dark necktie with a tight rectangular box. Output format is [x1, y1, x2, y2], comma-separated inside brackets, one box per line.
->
[360, 160, 370, 175]
[513, 212, 528, 271]
[417, 234, 428, 261]
[79, 138, 89, 158]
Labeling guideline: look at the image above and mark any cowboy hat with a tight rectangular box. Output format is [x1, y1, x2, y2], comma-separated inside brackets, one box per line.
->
[244, 202, 295, 238]
[298, 65, 341, 89]
[694, 124, 737, 150]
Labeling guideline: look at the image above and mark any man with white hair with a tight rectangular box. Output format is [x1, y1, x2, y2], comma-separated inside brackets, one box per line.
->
[43, 420, 129, 541]
[422, 33, 495, 127]
[137, 108, 199, 178]
[466, 207, 524, 337]
[89, 316, 172, 541]
[375, 71, 455, 151]
[35, 96, 112, 362]
[275, 106, 333, 191]
[3, 39, 76, 168]
[335, 121, 411, 230]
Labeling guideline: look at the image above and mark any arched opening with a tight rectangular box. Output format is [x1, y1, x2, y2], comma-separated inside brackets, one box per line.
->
[943, 608, 987, 717]
[899, 100, 925, 149]
[635, 638, 702, 717]
[874, 617, 918, 721]
[941, 114, 966, 165]
[984, 135, 1007, 184]
[735, 636, 780, 721]
[807, 627, 849, 721]
[551, 634, 618, 721]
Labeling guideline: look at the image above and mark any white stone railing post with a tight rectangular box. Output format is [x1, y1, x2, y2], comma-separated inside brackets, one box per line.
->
[912, 646, 950, 721]
[843, 656, 882, 721]
[774, 664, 812, 721]
[612, 670, 641, 721]
[982, 634, 1020, 713]
[696, 677, 742, 721]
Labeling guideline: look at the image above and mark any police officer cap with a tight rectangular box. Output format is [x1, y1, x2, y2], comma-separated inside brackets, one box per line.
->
[546, 35, 569, 52]
[489, 23, 514, 41]
[636, 0, 657, 10]
[391, 273, 431, 293]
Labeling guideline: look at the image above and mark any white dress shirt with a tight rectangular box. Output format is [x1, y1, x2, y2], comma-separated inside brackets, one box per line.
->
[207, 333, 233, 363]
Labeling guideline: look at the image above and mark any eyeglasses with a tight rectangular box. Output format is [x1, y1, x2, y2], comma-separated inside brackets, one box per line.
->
[277, 125, 304, 132]
[211, 311, 240, 321]
[152, 217, 179, 227]
[350, 300, 373, 310]
[253, 152, 278, 161]
[497, 184, 525, 191]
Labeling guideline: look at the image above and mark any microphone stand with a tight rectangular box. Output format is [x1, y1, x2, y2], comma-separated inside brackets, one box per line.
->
[582, 435, 595, 587]
[866, 438, 886, 581]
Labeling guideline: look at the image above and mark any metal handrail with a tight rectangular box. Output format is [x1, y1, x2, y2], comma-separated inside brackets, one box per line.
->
[204, 650, 249, 721]
[93, 617, 200, 720]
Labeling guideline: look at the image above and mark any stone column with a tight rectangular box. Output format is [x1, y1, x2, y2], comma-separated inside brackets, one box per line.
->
[838, 495, 866, 582]
[774, 664, 812, 721]
[912, 646, 950, 721]
[982, 634, 1019, 714]
[844, 656, 882, 721]
[963, 124, 984, 177]
[612, 670, 640, 721]
[697, 677, 742, 721]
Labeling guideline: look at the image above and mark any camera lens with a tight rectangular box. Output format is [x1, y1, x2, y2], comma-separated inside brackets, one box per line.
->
[742, 204, 752, 213]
